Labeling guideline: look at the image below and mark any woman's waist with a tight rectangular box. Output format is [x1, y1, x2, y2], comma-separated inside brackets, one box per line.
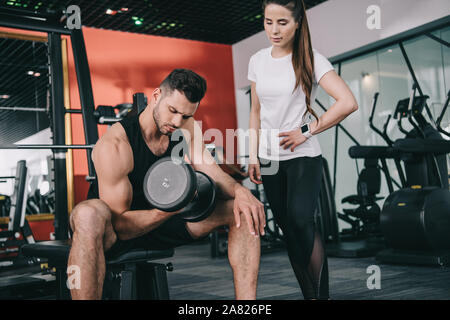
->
[259, 116, 307, 132]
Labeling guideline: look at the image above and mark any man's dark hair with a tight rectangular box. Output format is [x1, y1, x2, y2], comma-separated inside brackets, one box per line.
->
[160, 69, 207, 103]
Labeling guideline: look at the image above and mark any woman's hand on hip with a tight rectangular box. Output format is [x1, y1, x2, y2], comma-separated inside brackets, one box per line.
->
[279, 129, 308, 152]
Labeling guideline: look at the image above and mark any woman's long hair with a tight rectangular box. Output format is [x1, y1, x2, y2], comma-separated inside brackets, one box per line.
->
[263, 0, 318, 122]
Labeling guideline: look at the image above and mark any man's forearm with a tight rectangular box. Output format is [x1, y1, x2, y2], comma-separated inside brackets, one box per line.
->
[216, 170, 248, 200]
[214, 170, 244, 200]
[114, 209, 175, 241]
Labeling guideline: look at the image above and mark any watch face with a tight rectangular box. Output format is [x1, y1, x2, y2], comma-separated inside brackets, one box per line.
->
[301, 124, 308, 133]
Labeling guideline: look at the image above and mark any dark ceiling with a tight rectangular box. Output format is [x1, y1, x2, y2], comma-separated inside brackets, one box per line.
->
[0, 0, 328, 44]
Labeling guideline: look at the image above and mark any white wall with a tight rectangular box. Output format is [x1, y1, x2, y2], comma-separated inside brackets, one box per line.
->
[0, 128, 52, 195]
[232, 32, 271, 94]
[232, 0, 450, 91]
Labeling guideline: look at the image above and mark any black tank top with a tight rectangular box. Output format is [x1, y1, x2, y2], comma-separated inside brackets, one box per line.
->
[87, 115, 186, 210]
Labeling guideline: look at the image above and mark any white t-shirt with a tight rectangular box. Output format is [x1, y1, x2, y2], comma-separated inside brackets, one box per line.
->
[248, 46, 334, 161]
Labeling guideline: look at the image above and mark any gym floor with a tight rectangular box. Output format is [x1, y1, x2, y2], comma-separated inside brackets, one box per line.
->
[156, 241, 450, 300]
[1, 240, 450, 300]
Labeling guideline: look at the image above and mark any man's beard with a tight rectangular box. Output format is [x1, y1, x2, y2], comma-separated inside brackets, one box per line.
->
[153, 103, 171, 136]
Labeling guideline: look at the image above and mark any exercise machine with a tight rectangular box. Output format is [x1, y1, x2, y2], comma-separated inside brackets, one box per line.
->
[376, 86, 450, 267]
[322, 93, 407, 257]
[336, 92, 409, 241]
[0, 195, 11, 218]
[94, 92, 148, 125]
[0, 160, 37, 269]
[436, 90, 449, 139]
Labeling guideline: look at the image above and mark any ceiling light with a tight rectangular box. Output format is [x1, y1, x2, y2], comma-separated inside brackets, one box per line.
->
[27, 71, 34, 75]
[133, 17, 144, 25]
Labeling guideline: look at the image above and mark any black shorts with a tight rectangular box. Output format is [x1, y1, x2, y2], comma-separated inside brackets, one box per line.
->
[105, 215, 200, 260]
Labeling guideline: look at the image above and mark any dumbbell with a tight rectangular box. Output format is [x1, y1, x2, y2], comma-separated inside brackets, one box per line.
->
[143, 157, 217, 222]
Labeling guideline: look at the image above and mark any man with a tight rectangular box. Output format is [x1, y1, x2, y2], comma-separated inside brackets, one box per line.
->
[68, 69, 265, 300]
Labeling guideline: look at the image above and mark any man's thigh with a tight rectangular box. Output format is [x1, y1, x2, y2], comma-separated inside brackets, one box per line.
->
[105, 199, 233, 258]
[185, 199, 234, 239]
[106, 212, 210, 258]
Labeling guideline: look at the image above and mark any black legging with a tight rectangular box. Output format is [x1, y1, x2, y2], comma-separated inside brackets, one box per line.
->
[260, 155, 329, 300]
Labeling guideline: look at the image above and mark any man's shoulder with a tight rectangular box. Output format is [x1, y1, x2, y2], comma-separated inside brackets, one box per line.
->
[93, 125, 133, 173]
[97, 124, 129, 149]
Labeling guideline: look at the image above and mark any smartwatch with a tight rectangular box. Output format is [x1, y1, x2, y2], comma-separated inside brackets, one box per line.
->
[301, 123, 313, 139]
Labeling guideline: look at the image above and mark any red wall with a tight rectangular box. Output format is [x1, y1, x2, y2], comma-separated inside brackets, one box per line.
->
[66, 27, 237, 204]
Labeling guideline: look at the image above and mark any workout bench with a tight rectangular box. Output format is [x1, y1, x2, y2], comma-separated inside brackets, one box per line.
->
[21, 240, 174, 300]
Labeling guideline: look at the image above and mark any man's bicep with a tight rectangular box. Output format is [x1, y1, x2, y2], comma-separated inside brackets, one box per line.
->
[97, 175, 133, 216]
[93, 141, 133, 215]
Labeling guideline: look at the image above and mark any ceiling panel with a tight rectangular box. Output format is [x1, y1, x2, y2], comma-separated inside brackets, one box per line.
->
[0, 0, 329, 44]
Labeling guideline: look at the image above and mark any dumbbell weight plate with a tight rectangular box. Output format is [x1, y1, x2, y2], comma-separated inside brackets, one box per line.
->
[179, 171, 217, 223]
[143, 157, 197, 211]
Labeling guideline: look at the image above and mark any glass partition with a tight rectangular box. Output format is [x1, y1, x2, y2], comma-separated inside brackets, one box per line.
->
[318, 23, 449, 231]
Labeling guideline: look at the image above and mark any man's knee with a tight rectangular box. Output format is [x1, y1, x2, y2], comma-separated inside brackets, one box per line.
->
[220, 199, 235, 226]
[70, 199, 112, 235]
[186, 199, 235, 239]
[219, 199, 263, 229]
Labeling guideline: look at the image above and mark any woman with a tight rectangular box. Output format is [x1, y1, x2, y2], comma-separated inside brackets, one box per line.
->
[248, 0, 358, 299]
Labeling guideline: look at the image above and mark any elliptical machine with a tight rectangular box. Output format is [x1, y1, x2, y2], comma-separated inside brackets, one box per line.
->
[376, 85, 450, 266]
[337, 92, 407, 241]
[436, 90, 450, 139]
[324, 93, 404, 258]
